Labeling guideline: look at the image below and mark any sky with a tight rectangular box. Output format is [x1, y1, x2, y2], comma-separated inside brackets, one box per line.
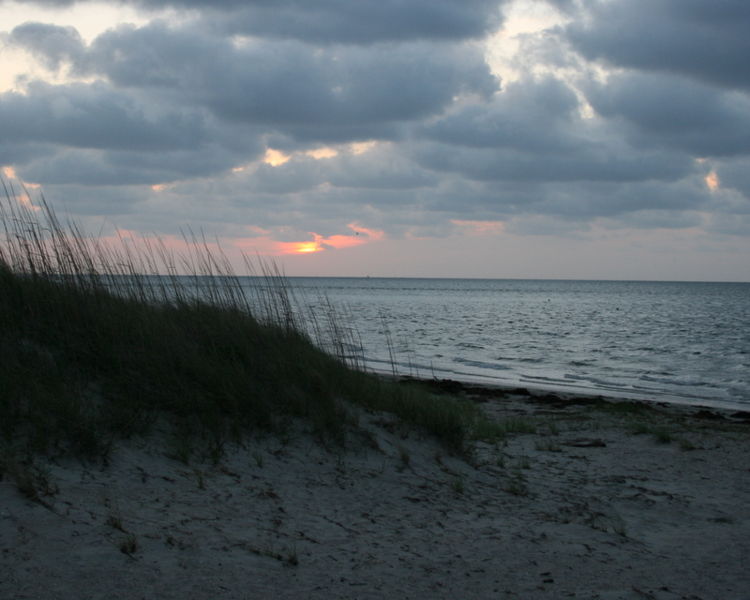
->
[1, 0, 749, 281]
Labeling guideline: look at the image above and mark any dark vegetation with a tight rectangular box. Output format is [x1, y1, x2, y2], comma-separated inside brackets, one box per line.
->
[0, 181, 500, 464]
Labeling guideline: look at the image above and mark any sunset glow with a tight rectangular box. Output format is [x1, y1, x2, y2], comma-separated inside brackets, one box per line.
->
[2, 166, 42, 203]
[705, 171, 720, 191]
[293, 241, 323, 253]
[1, 0, 748, 281]
[263, 148, 291, 167]
[349, 141, 378, 155]
[306, 147, 338, 160]
[253, 224, 387, 256]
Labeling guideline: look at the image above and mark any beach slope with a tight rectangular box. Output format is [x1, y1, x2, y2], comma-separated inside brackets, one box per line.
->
[2, 387, 749, 600]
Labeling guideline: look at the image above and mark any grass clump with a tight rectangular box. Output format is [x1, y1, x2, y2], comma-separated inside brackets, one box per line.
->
[0, 182, 493, 460]
[119, 534, 139, 556]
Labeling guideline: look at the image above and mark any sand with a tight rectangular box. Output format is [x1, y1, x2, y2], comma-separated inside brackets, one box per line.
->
[2, 384, 749, 600]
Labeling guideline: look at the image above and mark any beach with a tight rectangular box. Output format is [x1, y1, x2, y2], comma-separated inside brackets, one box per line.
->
[2, 382, 749, 600]
[3, 1, 750, 597]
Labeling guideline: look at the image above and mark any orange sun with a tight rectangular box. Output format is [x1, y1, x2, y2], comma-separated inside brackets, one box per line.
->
[294, 241, 323, 254]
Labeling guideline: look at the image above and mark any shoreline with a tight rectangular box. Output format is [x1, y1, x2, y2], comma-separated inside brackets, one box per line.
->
[395, 374, 750, 422]
[3, 379, 750, 599]
[367, 361, 750, 414]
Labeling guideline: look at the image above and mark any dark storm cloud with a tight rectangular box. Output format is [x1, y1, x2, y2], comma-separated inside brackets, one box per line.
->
[424, 175, 711, 221]
[6, 19, 498, 144]
[585, 72, 750, 157]
[0, 71, 266, 186]
[717, 159, 750, 198]
[0, 74, 265, 185]
[35, 184, 151, 216]
[414, 140, 690, 184]
[422, 76, 581, 153]
[199, 145, 712, 236]
[0, 81, 211, 152]
[7, 22, 85, 70]
[199, 0, 505, 44]
[564, 0, 750, 90]
[326, 160, 435, 191]
[0, 141, 54, 167]
[17, 150, 161, 186]
[540, 0, 579, 14]
[240, 160, 326, 196]
[17, 141, 252, 186]
[227, 148, 437, 197]
[78, 22, 498, 142]
[415, 77, 694, 184]
[2, 15, 496, 190]
[3, 0, 749, 246]
[5, 0, 507, 44]
[561, 178, 711, 217]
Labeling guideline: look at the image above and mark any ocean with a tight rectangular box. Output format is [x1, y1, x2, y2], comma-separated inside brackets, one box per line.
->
[282, 278, 750, 411]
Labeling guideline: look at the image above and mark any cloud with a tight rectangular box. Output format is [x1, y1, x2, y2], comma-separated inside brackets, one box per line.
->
[422, 76, 580, 153]
[414, 140, 691, 184]
[540, 0, 579, 14]
[7, 0, 508, 44]
[81, 22, 498, 140]
[717, 158, 750, 198]
[201, 0, 505, 44]
[564, 0, 750, 91]
[7, 21, 86, 70]
[3, 0, 750, 281]
[415, 76, 694, 185]
[4, 20, 499, 145]
[426, 175, 713, 224]
[321, 144, 438, 190]
[585, 72, 750, 157]
[0, 78, 264, 185]
[17, 142, 256, 186]
[0, 81, 212, 152]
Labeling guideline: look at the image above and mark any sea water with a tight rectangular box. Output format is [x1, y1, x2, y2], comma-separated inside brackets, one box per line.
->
[282, 278, 750, 411]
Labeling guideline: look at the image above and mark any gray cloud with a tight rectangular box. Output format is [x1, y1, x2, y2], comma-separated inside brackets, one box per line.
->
[325, 146, 437, 190]
[415, 77, 694, 184]
[17, 139, 256, 186]
[6, 0, 507, 44]
[205, 0, 505, 44]
[612, 209, 704, 231]
[540, 0, 580, 14]
[585, 72, 750, 157]
[3, 0, 750, 255]
[414, 140, 691, 184]
[2, 16, 497, 188]
[80, 22, 498, 142]
[0, 141, 54, 167]
[422, 76, 581, 153]
[717, 158, 750, 198]
[227, 149, 437, 205]
[0, 81, 212, 152]
[565, 0, 750, 90]
[423, 176, 712, 224]
[7, 22, 85, 70]
[24, 182, 151, 217]
[0, 76, 265, 185]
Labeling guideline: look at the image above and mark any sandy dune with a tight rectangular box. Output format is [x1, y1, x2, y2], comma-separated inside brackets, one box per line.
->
[2, 387, 749, 599]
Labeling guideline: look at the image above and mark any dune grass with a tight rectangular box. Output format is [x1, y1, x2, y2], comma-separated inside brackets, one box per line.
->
[0, 182, 499, 462]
